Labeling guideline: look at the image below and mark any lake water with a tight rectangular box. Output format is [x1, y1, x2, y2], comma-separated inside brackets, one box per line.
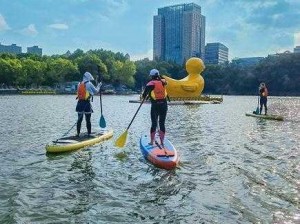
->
[0, 95, 299, 223]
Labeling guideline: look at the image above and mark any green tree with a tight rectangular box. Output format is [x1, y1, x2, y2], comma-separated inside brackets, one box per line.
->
[67, 49, 85, 61]
[75, 53, 107, 81]
[111, 60, 136, 87]
[0, 58, 22, 86]
[18, 58, 46, 87]
[44, 58, 79, 87]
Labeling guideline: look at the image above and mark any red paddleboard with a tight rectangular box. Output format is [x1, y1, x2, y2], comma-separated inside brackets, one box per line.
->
[140, 133, 179, 170]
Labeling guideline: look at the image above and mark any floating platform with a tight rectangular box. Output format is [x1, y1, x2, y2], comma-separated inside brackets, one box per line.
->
[20, 89, 56, 95]
[129, 95, 223, 105]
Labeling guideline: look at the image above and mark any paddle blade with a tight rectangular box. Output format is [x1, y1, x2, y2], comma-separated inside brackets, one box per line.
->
[99, 115, 106, 128]
[114, 130, 128, 148]
[255, 107, 259, 115]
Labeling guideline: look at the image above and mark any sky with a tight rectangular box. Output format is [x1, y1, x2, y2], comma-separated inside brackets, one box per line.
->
[0, 0, 300, 61]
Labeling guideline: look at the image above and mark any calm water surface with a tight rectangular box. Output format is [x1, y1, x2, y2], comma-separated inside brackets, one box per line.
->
[0, 95, 299, 223]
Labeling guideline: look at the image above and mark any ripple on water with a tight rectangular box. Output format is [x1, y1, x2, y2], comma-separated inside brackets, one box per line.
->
[0, 95, 300, 223]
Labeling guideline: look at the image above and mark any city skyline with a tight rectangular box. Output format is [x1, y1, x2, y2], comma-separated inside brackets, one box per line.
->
[0, 0, 300, 61]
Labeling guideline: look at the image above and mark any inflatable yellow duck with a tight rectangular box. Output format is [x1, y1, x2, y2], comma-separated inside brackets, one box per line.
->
[163, 57, 205, 98]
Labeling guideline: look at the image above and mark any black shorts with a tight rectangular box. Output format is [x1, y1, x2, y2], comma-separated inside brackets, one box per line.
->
[76, 100, 93, 113]
[260, 97, 267, 105]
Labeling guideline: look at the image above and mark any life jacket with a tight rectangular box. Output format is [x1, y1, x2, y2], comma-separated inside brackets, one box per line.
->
[261, 87, 268, 97]
[77, 81, 90, 100]
[149, 80, 167, 100]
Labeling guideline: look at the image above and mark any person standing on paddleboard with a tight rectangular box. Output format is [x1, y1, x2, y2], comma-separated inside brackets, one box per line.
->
[76, 71, 102, 137]
[259, 82, 268, 115]
[142, 69, 168, 146]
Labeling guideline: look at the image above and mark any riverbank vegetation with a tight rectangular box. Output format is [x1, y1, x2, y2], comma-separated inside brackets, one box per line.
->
[0, 49, 299, 95]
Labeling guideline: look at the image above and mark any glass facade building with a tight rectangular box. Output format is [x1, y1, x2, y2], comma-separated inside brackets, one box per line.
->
[153, 3, 205, 64]
[205, 43, 228, 65]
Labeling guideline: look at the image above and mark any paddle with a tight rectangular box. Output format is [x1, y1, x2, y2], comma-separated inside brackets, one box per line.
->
[56, 120, 78, 142]
[56, 105, 87, 142]
[115, 97, 146, 148]
[255, 95, 259, 114]
[97, 70, 106, 128]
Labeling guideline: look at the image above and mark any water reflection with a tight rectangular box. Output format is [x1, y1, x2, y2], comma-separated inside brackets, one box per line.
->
[66, 151, 96, 221]
[0, 95, 299, 223]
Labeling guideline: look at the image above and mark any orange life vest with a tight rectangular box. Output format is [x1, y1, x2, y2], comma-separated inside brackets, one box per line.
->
[77, 81, 90, 100]
[150, 80, 167, 100]
[261, 87, 268, 97]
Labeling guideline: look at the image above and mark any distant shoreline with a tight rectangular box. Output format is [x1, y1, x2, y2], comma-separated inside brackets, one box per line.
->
[0, 88, 137, 95]
[0, 89, 298, 97]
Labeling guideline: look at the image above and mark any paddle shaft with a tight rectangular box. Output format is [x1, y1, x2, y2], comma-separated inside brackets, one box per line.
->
[255, 90, 260, 114]
[59, 120, 78, 140]
[97, 66, 104, 115]
[98, 79, 103, 114]
[126, 97, 146, 130]
[100, 90, 103, 113]
[57, 110, 85, 141]
[97, 70, 107, 128]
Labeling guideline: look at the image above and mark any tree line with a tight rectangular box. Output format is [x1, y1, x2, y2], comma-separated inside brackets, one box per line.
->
[0, 49, 299, 96]
[203, 53, 300, 96]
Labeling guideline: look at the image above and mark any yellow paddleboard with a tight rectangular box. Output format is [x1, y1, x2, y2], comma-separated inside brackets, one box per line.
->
[46, 129, 113, 153]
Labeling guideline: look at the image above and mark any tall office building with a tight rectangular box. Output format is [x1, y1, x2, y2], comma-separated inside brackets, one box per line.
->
[153, 3, 205, 64]
[205, 43, 228, 65]
[27, 45, 42, 56]
[294, 46, 300, 53]
[0, 43, 22, 54]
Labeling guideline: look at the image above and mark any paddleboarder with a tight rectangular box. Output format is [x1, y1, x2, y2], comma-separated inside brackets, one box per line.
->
[259, 82, 268, 115]
[76, 71, 102, 137]
[142, 69, 168, 146]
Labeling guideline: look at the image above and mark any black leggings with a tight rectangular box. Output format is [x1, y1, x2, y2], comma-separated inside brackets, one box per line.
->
[150, 101, 167, 133]
[77, 113, 91, 135]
